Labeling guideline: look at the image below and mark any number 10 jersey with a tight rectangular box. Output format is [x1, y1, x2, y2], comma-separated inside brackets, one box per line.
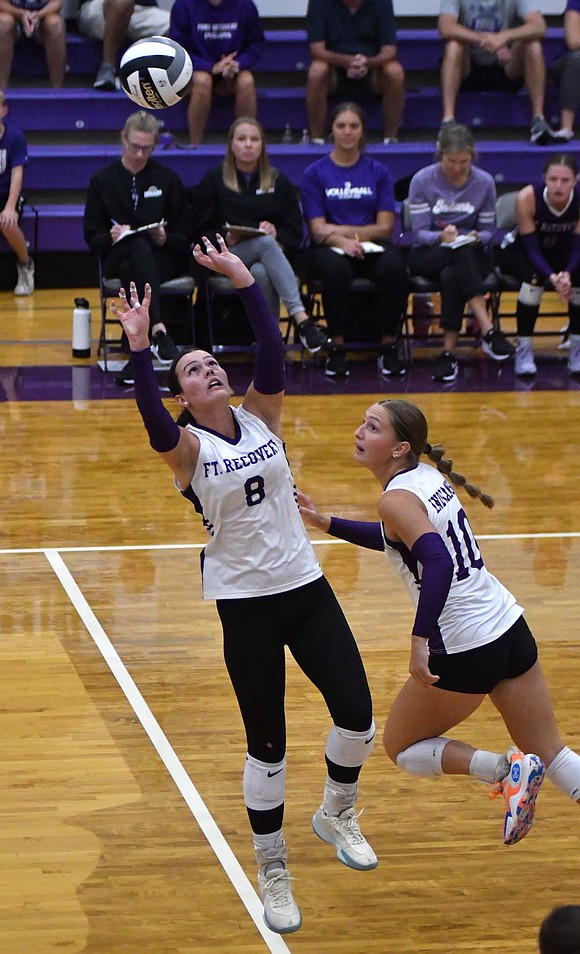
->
[382, 462, 522, 655]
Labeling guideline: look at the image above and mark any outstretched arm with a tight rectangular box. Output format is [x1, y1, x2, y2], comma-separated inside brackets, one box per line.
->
[193, 235, 285, 433]
[112, 282, 199, 485]
[298, 490, 384, 551]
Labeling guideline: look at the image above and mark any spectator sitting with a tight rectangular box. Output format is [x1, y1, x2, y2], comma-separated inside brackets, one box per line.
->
[550, 0, 580, 142]
[78, 0, 173, 91]
[0, 0, 66, 89]
[191, 116, 328, 353]
[497, 153, 580, 377]
[539, 906, 580, 954]
[170, 0, 265, 145]
[0, 89, 34, 295]
[438, 0, 555, 145]
[305, 0, 404, 145]
[300, 101, 408, 379]
[83, 110, 192, 386]
[407, 122, 515, 383]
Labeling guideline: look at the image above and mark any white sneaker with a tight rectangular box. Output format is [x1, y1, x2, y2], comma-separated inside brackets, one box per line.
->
[312, 805, 378, 870]
[568, 334, 580, 374]
[515, 337, 537, 376]
[14, 259, 35, 296]
[258, 864, 302, 935]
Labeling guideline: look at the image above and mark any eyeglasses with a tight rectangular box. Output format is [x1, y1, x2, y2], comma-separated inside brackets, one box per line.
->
[125, 140, 155, 154]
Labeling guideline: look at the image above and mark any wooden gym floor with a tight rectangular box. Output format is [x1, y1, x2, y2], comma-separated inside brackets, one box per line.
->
[1, 288, 579, 953]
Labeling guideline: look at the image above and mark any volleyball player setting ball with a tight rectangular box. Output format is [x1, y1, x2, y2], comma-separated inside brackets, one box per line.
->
[119, 36, 193, 110]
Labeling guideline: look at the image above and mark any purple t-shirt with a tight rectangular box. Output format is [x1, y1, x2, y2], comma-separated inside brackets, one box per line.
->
[300, 153, 395, 226]
[0, 122, 28, 196]
[408, 162, 497, 247]
[170, 0, 265, 73]
[566, 0, 580, 12]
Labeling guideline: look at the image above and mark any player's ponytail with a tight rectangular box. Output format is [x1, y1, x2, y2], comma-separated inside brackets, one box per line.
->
[379, 400, 494, 510]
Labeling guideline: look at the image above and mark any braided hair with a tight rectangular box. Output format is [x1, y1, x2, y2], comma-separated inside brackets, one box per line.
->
[378, 399, 494, 509]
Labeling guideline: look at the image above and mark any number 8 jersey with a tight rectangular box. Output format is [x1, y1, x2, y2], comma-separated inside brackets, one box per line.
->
[180, 404, 322, 600]
[382, 463, 523, 654]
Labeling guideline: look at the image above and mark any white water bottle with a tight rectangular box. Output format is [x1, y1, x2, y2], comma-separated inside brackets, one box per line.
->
[72, 297, 91, 358]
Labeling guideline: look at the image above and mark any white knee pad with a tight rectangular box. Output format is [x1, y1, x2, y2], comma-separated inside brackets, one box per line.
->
[569, 287, 580, 307]
[518, 282, 544, 306]
[243, 754, 286, 812]
[325, 721, 376, 768]
[546, 746, 580, 801]
[395, 737, 449, 777]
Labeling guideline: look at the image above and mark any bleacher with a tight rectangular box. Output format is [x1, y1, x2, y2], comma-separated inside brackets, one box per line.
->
[4, 17, 579, 287]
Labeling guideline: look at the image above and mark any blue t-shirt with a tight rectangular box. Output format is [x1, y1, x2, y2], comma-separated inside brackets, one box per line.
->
[566, 0, 580, 12]
[0, 122, 28, 196]
[300, 152, 395, 226]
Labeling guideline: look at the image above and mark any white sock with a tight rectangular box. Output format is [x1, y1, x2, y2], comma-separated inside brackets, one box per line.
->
[323, 778, 358, 816]
[469, 749, 510, 783]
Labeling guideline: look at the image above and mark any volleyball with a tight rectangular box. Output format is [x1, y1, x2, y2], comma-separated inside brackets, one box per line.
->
[119, 37, 193, 110]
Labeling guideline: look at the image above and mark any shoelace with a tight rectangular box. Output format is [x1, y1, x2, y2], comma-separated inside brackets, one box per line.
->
[488, 780, 505, 802]
[328, 807, 366, 845]
[263, 871, 296, 910]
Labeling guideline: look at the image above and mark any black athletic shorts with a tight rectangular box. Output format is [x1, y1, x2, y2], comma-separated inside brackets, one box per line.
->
[461, 60, 523, 93]
[428, 615, 538, 694]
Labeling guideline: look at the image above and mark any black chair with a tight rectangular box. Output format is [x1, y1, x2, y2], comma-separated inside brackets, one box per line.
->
[97, 260, 196, 370]
[198, 270, 299, 357]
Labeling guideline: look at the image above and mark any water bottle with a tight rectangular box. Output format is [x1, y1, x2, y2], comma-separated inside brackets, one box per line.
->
[72, 297, 91, 358]
[281, 123, 293, 144]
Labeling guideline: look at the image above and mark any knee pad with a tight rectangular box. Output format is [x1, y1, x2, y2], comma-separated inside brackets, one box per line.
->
[546, 746, 580, 801]
[395, 737, 449, 777]
[518, 282, 543, 307]
[243, 754, 286, 812]
[325, 721, 376, 768]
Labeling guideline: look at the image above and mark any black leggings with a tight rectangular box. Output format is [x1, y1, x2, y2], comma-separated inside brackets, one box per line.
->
[303, 243, 408, 338]
[498, 241, 580, 335]
[103, 235, 187, 327]
[408, 243, 493, 332]
[217, 576, 372, 765]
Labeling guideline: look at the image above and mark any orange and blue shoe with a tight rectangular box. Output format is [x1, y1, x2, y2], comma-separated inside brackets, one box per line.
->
[489, 748, 545, 845]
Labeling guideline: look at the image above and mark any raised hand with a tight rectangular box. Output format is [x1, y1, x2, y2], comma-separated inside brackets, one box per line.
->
[111, 281, 151, 350]
[192, 234, 254, 288]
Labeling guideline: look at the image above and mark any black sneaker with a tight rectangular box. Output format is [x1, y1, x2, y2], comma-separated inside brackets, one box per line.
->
[530, 116, 554, 145]
[325, 346, 350, 378]
[151, 330, 180, 364]
[297, 318, 328, 353]
[114, 358, 134, 386]
[377, 343, 405, 377]
[481, 328, 516, 361]
[432, 351, 458, 382]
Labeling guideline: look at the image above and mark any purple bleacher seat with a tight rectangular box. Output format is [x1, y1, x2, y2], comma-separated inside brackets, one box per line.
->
[8, 85, 562, 134]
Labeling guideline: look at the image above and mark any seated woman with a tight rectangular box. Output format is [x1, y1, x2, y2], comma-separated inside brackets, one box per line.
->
[498, 153, 580, 376]
[407, 122, 514, 384]
[300, 101, 408, 379]
[191, 117, 327, 354]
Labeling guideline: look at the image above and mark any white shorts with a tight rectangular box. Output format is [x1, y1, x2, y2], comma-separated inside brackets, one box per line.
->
[78, 0, 170, 42]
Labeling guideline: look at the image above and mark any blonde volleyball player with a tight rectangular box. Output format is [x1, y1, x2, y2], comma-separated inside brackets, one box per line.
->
[300, 398, 580, 845]
[113, 237, 377, 936]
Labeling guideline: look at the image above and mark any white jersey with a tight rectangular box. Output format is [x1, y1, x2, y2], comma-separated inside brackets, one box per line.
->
[382, 462, 522, 654]
[179, 404, 322, 600]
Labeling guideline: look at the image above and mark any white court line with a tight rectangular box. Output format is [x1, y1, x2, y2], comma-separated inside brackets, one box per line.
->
[2, 530, 580, 557]
[43, 548, 293, 954]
